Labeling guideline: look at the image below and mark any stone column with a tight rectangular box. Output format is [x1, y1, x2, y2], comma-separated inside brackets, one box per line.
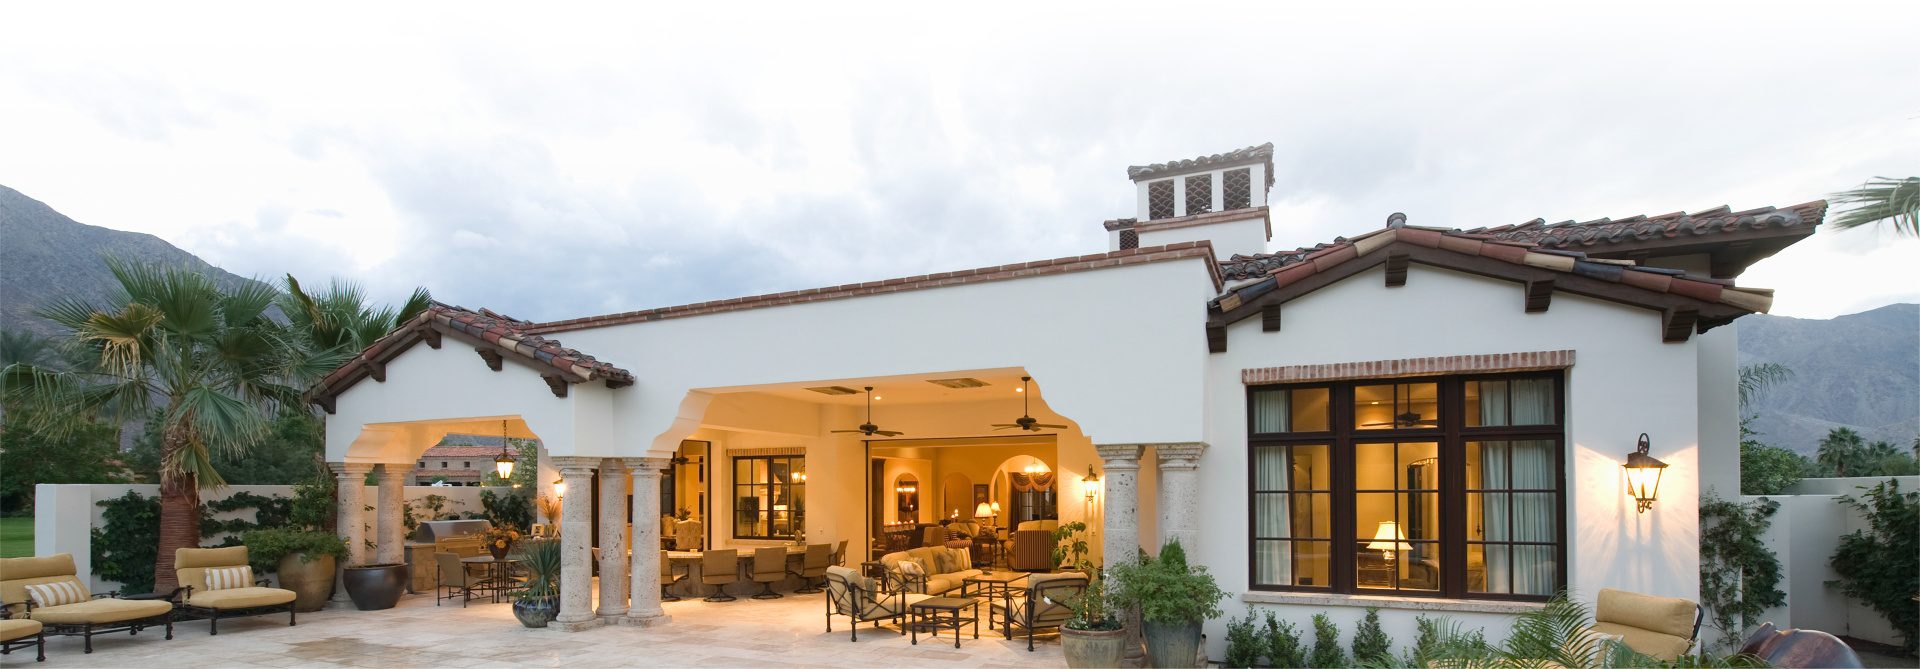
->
[623, 457, 671, 627]
[328, 462, 374, 603]
[1093, 444, 1145, 567]
[596, 458, 629, 618]
[1156, 442, 1208, 555]
[375, 464, 409, 565]
[551, 457, 600, 630]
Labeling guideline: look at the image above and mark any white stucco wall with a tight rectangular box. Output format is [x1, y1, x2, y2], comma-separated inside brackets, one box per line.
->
[1196, 263, 1706, 657]
[1751, 478, 1916, 648]
[1137, 216, 1270, 260]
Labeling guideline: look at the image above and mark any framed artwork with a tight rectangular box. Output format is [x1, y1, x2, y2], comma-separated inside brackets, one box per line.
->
[972, 484, 990, 505]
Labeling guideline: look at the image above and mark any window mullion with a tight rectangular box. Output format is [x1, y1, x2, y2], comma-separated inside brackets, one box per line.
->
[1441, 378, 1467, 600]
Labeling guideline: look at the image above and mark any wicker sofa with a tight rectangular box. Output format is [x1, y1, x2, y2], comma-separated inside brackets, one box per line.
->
[0, 553, 173, 654]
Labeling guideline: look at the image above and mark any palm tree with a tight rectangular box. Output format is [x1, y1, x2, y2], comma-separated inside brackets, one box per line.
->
[0, 329, 54, 368]
[1737, 363, 1792, 412]
[279, 275, 431, 355]
[1830, 176, 1919, 238]
[1817, 427, 1866, 478]
[1, 261, 344, 590]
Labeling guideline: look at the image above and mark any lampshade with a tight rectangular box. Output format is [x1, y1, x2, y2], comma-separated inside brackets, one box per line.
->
[1365, 521, 1412, 552]
[974, 502, 994, 519]
[990, 500, 1001, 513]
[493, 419, 516, 479]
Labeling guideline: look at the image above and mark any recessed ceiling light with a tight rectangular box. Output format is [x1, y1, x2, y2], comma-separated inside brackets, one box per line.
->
[1015, 387, 1024, 393]
[874, 396, 883, 400]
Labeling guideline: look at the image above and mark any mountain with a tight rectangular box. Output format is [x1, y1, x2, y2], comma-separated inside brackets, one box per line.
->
[0, 184, 271, 337]
[1738, 303, 1919, 455]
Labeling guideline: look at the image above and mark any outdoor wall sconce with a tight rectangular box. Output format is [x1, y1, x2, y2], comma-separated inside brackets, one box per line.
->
[493, 419, 517, 480]
[1622, 433, 1667, 513]
[1082, 466, 1101, 502]
[552, 477, 567, 498]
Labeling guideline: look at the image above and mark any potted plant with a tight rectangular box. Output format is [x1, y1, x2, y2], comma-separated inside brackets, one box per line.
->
[1109, 538, 1226, 669]
[481, 524, 522, 560]
[513, 538, 562, 627]
[241, 527, 347, 612]
[1062, 575, 1128, 668]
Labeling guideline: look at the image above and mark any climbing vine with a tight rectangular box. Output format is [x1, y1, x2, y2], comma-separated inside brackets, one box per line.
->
[92, 491, 159, 594]
[1698, 492, 1785, 650]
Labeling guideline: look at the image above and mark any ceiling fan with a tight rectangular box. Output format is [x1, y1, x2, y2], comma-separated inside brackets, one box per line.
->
[1363, 411, 1437, 428]
[831, 387, 903, 437]
[993, 377, 1069, 432]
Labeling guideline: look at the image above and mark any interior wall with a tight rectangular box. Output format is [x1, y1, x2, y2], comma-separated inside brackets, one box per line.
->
[877, 457, 932, 524]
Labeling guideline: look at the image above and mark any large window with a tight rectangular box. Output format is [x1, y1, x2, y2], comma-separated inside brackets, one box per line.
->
[1248, 374, 1563, 600]
[733, 455, 805, 540]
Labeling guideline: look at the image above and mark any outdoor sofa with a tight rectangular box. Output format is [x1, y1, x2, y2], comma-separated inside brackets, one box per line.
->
[872, 545, 980, 596]
[0, 553, 173, 653]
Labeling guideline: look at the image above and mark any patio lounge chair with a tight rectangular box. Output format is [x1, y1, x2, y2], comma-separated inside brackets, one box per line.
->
[823, 565, 930, 642]
[173, 546, 297, 635]
[993, 572, 1087, 651]
[0, 553, 173, 654]
[0, 617, 44, 662]
[1591, 587, 1702, 662]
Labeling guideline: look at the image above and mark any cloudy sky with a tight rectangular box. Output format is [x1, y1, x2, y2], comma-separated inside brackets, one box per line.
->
[2, 2, 1915, 321]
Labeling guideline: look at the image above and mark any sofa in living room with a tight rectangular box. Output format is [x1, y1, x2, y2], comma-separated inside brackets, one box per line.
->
[873, 545, 982, 595]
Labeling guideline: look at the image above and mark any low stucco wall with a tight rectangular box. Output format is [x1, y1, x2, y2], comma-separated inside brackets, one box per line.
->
[1748, 478, 1911, 648]
[34, 483, 503, 593]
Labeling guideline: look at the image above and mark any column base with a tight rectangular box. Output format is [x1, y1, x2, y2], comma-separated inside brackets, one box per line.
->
[619, 613, 672, 628]
[550, 616, 609, 632]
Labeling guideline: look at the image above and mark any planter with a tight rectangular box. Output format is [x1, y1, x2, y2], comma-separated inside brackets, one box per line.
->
[1062, 625, 1129, 669]
[512, 596, 559, 628]
[1143, 619, 1202, 668]
[487, 540, 511, 560]
[276, 552, 336, 612]
[342, 563, 408, 611]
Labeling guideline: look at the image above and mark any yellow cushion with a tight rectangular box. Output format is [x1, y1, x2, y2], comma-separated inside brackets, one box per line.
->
[0, 618, 42, 642]
[1592, 622, 1691, 661]
[0, 554, 80, 617]
[186, 587, 296, 610]
[1595, 588, 1695, 638]
[26, 598, 172, 625]
[175, 546, 249, 569]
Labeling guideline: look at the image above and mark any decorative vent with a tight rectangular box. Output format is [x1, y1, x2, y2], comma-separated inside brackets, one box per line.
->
[1223, 167, 1251, 210]
[805, 386, 862, 396]
[925, 378, 990, 389]
[1148, 180, 1176, 220]
[1185, 173, 1212, 215]
[1119, 229, 1139, 250]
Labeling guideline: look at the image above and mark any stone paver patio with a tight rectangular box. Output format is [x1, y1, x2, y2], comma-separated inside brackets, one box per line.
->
[14, 590, 1068, 668]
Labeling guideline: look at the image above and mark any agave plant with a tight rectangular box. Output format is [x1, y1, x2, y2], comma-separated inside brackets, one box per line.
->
[517, 538, 562, 601]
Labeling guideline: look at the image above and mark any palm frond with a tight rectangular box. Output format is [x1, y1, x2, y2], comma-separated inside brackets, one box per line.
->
[106, 258, 221, 336]
[1830, 176, 1920, 237]
[0, 330, 54, 368]
[169, 385, 268, 465]
[217, 277, 282, 328]
[80, 302, 165, 376]
[1736, 363, 1792, 410]
[392, 286, 433, 328]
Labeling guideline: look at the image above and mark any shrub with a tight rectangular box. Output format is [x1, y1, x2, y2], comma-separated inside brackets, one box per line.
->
[240, 528, 347, 574]
[1698, 492, 1785, 650]
[1107, 538, 1227, 625]
[481, 488, 534, 531]
[1831, 479, 1920, 654]
[1309, 613, 1348, 668]
[1351, 607, 1391, 665]
[1224, 607, 1262, 668]
[1264, 610, 1306, 668]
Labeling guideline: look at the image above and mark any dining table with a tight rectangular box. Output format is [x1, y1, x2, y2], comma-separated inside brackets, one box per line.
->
[460, 555, 522, 603]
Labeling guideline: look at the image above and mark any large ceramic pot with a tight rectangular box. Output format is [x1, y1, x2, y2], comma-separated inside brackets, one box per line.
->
[276, 553, 336, 612]
[1143, 619, 1202, 668]
[1061, 625, 1129, 669]
[512, 596, 559, 628]
[342, 563, 408, 611]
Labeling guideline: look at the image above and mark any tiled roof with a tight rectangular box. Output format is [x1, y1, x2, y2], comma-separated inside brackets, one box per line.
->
[422, 445, 510, 458]
[307, 302, 635, 407]
[413, 468, 482, 479]
[1461, 201, 1826, 251]
[1213, 222, 1777, 315]
[1126, 143, 1276, 190]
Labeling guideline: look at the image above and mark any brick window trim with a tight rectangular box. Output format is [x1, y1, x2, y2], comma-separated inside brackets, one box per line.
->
[1242, 350, 1576, 385]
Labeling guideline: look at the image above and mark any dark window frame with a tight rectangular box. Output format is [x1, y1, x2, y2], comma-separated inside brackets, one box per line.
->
[1246, 372, 1566, 601]
[731, 454, 806, 541]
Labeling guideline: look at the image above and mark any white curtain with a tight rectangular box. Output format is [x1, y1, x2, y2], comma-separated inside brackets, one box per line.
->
[1510, 439, 1555, 595]
[1477, 440, 1511, 593]
[1253, 445, 1293, 585]
[1253, 390, 1290, 433]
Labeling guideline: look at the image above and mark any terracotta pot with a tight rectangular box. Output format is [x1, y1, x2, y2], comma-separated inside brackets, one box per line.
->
[1062, 625, 1129, 669]
[342, 563, 408, 611]
[1143, 619, 1202, 668]
[276, 553, 336, 612]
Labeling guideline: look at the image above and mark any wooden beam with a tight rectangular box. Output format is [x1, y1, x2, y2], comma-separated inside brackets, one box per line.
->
[1662, 307, 1698, 343]
[542, 374, 569, 398]
[315, 395, 336, 415]
[365, 360, 386, 383]
[1524, 279, 1554, 313]
[476, 348, 503, 372]
[605, 378, 634, 390]
[1206, 324, 1227, 353]
[1384, 251, 1410, 287]
[420, 327, 442, 349]
[1261, 303, 1282, 332]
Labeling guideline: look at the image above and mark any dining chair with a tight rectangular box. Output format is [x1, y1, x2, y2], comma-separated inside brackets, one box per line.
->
[792, 544, 831, 594]
[433, 552, 476, 607]
[749, 547, 787, 600]
[659, 550, 680, 602]
[700, 549, 739, 602]
[832, 539, 849, 567]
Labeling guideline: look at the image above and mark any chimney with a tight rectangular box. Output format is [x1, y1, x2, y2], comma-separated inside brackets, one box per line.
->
[1104, 143, 1274, 261]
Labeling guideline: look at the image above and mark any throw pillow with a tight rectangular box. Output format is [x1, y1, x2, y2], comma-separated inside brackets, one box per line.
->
[930, 550, 957, 575]
[898, 559, 925, 577]
[204, 565, 253, 591]
[24, 580, 88, 607]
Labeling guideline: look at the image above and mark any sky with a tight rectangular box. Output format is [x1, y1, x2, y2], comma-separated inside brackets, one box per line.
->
[1, 1, 1916, 322]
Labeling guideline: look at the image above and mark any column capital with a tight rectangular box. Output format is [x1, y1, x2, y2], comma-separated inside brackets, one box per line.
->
[1156, 442, 1209, 470]
[374, 463, 411, 479]
[550, 456, 601, 475]
[597, 457, 627, 471]
[328, 462, 375, 477]
[1093, 444, 1146, 468]
[625, 457, 672, 474]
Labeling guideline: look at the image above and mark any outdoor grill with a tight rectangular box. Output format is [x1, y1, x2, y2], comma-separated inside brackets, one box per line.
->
[413, 519, 492, 544]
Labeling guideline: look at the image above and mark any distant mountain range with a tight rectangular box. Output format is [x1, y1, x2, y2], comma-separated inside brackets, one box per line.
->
[0, 184, 270, 338]
[2, 184, 1912, 455]
[1739, 303, 1918, 455]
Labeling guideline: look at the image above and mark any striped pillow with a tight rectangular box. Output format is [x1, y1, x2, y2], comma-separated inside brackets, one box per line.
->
[24, 580, 88, 608]
[203, 566, 252, 591]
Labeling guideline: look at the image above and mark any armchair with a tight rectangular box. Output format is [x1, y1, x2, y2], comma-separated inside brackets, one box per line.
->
[1591, 588, 1703, 662]
[823, 565, 930, 641]
[0, 553, 173, 654]
[994, 571, 1088, 651]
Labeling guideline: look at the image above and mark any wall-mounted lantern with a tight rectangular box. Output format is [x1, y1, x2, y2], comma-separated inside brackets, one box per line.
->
[552, 477, 567, 499]
[1082, 466, 1101, 502]
[1622, 433, 1667, 513]
[493, 420, 517, 480]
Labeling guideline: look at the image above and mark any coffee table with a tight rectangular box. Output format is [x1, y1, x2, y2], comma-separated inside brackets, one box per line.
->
[961, 572, 1027, 601]
[908, 597, 979, 648]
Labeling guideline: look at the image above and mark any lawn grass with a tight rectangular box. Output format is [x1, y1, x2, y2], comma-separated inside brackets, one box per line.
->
[0, 517, 32, 558]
